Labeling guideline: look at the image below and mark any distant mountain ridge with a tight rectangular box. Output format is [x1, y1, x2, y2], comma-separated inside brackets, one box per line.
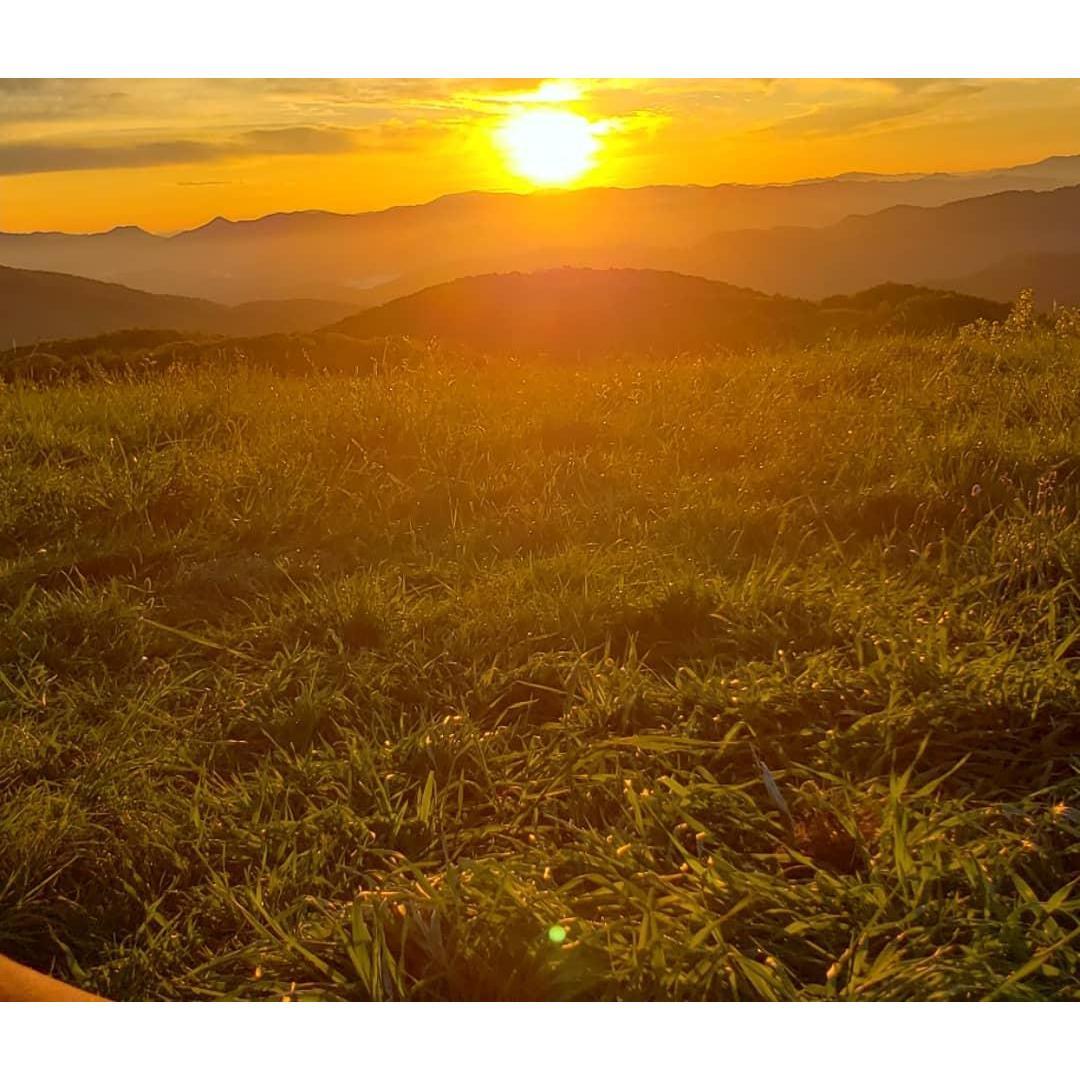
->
[939, 252, 1080, 308]
[0, 265, 360, 345]
[685, 184, 1080, 298]
[4, 152, 1080, 305]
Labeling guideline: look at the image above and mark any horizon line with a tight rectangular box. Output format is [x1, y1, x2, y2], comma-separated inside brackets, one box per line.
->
[5, 148, 1078, 239]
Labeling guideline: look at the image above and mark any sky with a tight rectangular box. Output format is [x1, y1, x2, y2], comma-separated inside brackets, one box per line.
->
[3, 78, 1080, 234]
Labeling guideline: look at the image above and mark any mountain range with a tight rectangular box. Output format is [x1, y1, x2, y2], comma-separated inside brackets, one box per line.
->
[4, 153, 1080, 310]
[684, 184, 1080, 298]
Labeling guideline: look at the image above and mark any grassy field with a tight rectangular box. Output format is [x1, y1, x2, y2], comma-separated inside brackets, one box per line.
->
[2, 312, 1079, 1000]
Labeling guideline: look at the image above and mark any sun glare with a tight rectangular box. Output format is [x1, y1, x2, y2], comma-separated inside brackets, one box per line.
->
[497, 109, 599, 186]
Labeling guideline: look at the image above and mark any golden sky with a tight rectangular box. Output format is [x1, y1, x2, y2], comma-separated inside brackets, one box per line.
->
[3, 78, 1080, 234]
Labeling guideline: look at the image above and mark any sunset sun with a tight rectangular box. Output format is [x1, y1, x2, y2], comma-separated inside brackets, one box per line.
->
[497, 108, 600, 185]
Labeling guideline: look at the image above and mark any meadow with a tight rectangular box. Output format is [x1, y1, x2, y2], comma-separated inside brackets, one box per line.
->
[1, 305, 1079, 999]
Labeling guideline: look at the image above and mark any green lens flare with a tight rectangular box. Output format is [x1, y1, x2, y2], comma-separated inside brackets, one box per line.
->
[548, 925, 568, 944]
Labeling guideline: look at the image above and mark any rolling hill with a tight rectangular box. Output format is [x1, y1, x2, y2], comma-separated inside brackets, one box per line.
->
[1, 270, 1008, 379]
[0, 265, 361, 345]
[328, 269, 1008, 354]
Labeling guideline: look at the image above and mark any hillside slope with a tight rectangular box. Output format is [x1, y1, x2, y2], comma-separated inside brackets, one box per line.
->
[0, 265, 361, 344]
[329, 269, 816, 353]
[688, 185, 1080, 298]
[939, 252, 1080, 308]
[328, 269, 1008, 353]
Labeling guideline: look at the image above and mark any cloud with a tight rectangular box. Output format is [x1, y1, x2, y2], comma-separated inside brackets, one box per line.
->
[237, 126, 359, 154]
[755, 81, 987, 140]
[182, 78, 550, 117]
[0, 79, 469, 135]
[0, 79, 131, 125]
[0, 140, 215, 174]
[0, 79, 51, 95]
[0, 125, 368, 176]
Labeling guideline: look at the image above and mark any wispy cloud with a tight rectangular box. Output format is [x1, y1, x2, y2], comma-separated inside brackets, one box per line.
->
[755, 81, 987, 140]
[0, 125, 370, 176]
[0, 79, 131, 128]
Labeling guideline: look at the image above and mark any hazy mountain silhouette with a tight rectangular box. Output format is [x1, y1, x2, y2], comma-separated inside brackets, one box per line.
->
[327, 268, 1007, 354]
[686, 185, 1080, 298]
[0, 225, 164, 282]
[939, 252, 1080, 308]
[4, 154, 1080, 304]
[0, 265, 360, 344]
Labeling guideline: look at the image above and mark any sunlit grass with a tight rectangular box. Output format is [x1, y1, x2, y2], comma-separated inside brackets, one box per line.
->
[1, 324, 1079, 999]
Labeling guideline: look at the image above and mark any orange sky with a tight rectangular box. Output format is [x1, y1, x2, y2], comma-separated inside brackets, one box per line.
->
[3, 78, 1080, 234]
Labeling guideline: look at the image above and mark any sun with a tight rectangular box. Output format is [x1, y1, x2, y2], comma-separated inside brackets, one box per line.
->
[496, 109, 599, 186]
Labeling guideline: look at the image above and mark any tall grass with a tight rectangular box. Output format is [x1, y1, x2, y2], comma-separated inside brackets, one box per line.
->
[1, 325, 1078, 999]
